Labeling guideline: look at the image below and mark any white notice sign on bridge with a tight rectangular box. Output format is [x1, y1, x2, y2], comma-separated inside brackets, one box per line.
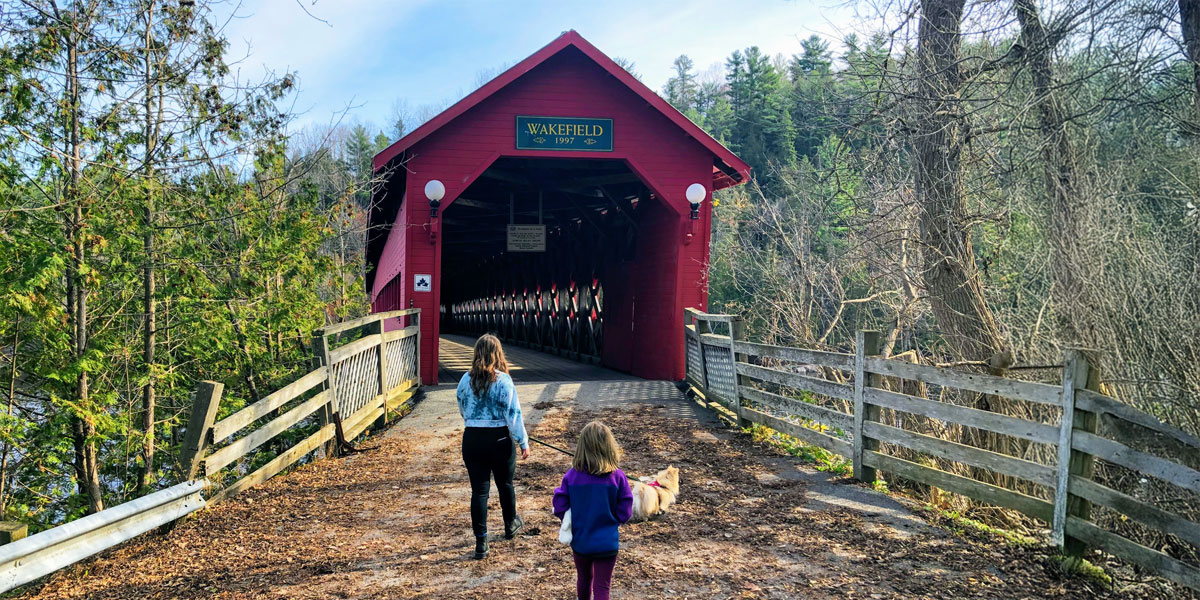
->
[507, 225, 546, 252]
[413, 274, 432, 292]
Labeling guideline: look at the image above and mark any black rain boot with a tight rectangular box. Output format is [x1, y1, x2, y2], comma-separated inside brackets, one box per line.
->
[504, 514, 525, 540]
[474, 535, 489, 559]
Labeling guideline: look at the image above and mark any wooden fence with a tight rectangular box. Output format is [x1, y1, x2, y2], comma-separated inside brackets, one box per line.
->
[186, 308, 422, 501]
[684, 308, 1200, 592]
[0, 309, 422, 593]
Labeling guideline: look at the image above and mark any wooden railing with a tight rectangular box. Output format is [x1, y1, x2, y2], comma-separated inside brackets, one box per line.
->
[0, 310, 422, 594]
[185, 309, 422, 501]
[684, 308, 1200, 592]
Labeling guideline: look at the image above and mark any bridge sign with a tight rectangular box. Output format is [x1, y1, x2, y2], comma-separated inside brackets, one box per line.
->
[414, 274, 432, 292]
[515, 116, 613, 152]
[506, 224, 546, 252]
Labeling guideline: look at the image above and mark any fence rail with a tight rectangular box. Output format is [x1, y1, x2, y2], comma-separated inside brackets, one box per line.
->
[0, 310, 423, 594]
[683, 307, 1200, 592]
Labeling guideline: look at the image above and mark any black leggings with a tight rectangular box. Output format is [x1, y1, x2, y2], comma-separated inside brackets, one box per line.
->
[462, 426, 517, 537]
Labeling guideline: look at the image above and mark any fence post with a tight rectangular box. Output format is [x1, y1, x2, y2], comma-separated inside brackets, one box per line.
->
[1052, 349, 1100, 556]
[372, 317, 389, 424]
[0, 522, 27, 545]
[695, 316, 711, 400]
[853, 330, 882, 482]
[414, 310, 422, 386]
[310, 332, 337, 458]
[178, 381, 223, 480]
[729, 316, 751, 429]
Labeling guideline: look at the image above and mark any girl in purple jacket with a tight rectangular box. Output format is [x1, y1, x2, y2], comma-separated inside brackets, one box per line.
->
[552, 420, 633, 600]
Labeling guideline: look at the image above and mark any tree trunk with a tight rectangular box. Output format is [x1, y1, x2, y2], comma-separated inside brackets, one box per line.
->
[65, 14, 104, 514]
[914, 0, 1021, 487]
[0, 326, 18, 514]
[913, 0, 1009, 365]
[1014, 0, 1100, 352]
[138, 0, 158, 494]
[226, 300, 262, 403]
[1182, 0, 1200, 130]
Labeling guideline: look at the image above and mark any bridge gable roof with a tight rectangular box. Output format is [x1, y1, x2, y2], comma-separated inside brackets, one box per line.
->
[371, 30, 750, 189]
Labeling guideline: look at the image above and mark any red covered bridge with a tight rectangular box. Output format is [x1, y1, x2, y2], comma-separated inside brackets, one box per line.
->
[367, 30, 750, 382]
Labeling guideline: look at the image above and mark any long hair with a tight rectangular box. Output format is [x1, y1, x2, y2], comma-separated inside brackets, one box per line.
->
[469, 334, 508, 396]
[572, 420, 622, 475]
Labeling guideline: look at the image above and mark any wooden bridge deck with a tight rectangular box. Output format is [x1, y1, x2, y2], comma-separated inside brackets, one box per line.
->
[16, 374, 1109, 599]
[437, 335, 638, 384]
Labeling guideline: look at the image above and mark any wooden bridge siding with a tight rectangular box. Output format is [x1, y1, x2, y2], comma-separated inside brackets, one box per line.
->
[377, 48, 717, 383]
[370, 190, 408, 302]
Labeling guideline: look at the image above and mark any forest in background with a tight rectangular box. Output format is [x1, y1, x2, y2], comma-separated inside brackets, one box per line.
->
[0, 0, 1196, 561]
[667, 1, 1200, 436]
[664, 0, 1200, 563]
[0, 0, 383, 529]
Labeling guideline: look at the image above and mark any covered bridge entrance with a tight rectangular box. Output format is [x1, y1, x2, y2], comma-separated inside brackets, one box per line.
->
[367, 31, 749, 383]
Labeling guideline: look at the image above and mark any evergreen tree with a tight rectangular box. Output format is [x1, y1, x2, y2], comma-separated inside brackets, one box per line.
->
[664, 55, 699, 112]
[789, 36, 836, 159]
[612, 56, 641, 80]
[724, 47, 796, 181]
[345, 125, 376, 182]
[790, 35, 833, 79]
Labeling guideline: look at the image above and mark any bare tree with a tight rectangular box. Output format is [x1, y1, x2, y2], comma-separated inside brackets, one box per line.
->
[912, 0, 1011, 368]
[1182, 0, 1200, 128]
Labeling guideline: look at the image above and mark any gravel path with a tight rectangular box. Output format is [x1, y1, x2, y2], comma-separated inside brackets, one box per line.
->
[16, 348, 1172, 599]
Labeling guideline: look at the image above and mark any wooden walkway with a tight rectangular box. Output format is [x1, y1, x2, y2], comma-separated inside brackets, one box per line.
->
[437, 335, 638, 384]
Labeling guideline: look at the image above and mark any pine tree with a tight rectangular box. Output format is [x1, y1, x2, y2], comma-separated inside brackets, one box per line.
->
[612, 56, 641, 80]
[664, 55, 698, 112]
[724, 47, 796, 179]
[345, 125, 375, 182]
[789, 36, 836, 159]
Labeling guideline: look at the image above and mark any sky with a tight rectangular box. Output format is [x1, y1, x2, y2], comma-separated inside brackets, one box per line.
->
[220, 0, 862, 137]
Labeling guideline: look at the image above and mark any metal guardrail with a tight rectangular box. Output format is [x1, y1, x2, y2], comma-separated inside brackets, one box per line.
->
[0, 481, 206, 592]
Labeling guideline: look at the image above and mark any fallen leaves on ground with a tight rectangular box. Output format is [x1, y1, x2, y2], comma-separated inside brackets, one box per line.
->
[15, 400, 1188, 599]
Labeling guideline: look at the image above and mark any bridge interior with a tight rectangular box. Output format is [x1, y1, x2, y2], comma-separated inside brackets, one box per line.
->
[437, 334, 639, 384]
[439, 157, 656, 375]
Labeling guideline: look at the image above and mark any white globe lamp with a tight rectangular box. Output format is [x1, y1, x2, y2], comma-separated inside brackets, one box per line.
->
[685, 183, 706, 219]
[425, 179, 445, 218]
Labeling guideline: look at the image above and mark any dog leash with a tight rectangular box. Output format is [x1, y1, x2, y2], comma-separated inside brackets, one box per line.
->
[528, 436, 574, 457]
[529, 436, 655, 488]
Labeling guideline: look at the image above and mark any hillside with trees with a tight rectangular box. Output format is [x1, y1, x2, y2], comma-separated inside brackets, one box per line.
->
[659, 0, 1200, 567]
[0, 0, 381, 529]
[662, 3, 1200, 439]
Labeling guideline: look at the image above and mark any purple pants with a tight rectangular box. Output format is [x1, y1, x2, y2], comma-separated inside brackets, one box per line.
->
[572, 552, 618, 600]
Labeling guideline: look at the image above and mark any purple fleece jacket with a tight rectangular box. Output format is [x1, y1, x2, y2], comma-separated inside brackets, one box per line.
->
[552, 467, 634, 555]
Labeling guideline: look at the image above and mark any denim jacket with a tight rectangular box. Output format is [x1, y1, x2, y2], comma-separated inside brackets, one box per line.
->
[456, 372, 528, 449]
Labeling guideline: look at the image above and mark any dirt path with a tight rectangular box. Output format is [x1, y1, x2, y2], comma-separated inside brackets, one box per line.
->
[18, 379, 1155, 599]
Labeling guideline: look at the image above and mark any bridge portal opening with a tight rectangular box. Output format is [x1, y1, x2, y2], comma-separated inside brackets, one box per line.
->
[366, 31, 749, 384]
[439, 157, 653, 376]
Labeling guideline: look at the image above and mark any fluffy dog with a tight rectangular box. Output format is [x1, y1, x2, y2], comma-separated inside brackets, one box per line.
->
[628, 466, 680, 521]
